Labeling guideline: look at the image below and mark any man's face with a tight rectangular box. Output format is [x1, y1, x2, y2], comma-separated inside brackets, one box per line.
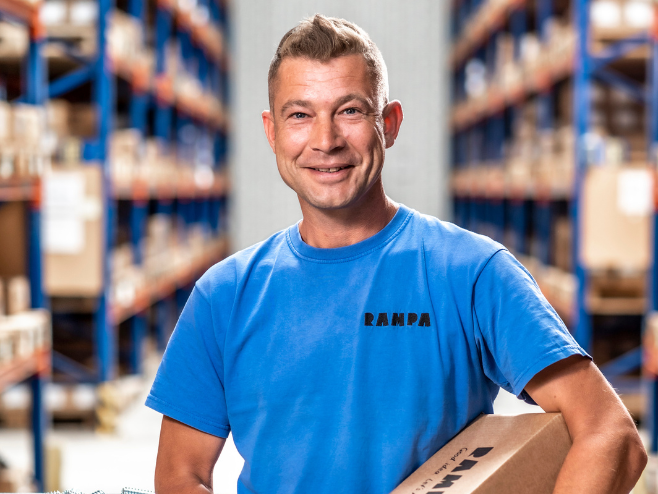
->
[263, 54, 401, 211]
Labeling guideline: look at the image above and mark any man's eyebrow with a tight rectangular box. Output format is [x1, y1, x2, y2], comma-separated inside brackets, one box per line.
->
[279, 94, 376, 117]
[280, 100, 312, 117]
[334, 94, 375, 111]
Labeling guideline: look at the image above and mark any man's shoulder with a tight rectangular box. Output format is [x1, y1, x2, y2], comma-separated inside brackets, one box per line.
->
[196, 227, 293, 295]
[407, 210, 504, 263]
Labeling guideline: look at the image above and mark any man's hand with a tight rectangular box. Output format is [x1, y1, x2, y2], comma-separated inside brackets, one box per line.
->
[525, 355, 647, 493]
[155, 416, 226, 494]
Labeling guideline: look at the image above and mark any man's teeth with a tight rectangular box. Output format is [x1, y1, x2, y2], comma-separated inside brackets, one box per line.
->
[314, 167, 347, 173]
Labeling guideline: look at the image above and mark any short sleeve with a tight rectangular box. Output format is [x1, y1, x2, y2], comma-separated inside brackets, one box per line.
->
[472, 250, 590, 402]
[145, 285, 230, 438]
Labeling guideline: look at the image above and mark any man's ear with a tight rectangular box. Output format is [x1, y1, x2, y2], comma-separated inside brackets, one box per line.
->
[382, 100, 403, 149]
[262, 110, 277, 153]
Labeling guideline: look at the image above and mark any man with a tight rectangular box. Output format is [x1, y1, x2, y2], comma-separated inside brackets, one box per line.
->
[147, 15, 647, 494]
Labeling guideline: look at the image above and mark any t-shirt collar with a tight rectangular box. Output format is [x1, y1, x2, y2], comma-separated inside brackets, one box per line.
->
[286, 204, 413, 262]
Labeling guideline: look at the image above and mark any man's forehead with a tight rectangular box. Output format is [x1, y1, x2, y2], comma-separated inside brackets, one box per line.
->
[278, 55, 369, 83]
[273, 55, 376, 107]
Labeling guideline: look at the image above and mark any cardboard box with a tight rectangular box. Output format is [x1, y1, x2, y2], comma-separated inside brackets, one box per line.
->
[0, 21, 28, 58]
[591, 0, 653, 32]
[68, 103, 96, 138]
[44, 164, 104, 296]
[581, 165, 652, 271]
[391, 414, 571, 494]
[47, 99, 70, 137]
[12, 104, 44, 148]
[6, 276, 30, 315]
[0, 309, 51, 358]
[40, 1, 68, 26]
[552, 217, 573, 272]
[0, 202, 26, 278]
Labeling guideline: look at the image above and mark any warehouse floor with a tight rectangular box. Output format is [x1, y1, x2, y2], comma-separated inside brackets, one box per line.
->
[2, 359, 644, 494]
[0, 354, 244, 494]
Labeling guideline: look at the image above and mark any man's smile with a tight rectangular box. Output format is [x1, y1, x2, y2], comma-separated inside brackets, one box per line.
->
[305, 164, 355, 174]
[311, 166, 352, 173]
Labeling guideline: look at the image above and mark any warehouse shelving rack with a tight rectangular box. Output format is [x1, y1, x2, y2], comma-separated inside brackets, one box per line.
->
[0, 0, 49, 489]
[45, 0, 230, 384]
[450, 0, 658, 436]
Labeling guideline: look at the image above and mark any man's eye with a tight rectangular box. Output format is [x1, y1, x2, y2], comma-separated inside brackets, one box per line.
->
[292, 112, 307, 119]
[343, 108, 359, 115]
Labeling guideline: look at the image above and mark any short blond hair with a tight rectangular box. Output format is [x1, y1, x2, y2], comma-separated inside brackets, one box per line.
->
[268, 14, 389, 110]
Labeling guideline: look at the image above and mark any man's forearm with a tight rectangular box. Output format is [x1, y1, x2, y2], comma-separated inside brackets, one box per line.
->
[155, 475, 213, 494]
[553, 430, 646, 493]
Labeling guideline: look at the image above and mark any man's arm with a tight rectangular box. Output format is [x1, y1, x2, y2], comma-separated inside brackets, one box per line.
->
[155, 416, 226, 494]
[525, 355, 647, 493]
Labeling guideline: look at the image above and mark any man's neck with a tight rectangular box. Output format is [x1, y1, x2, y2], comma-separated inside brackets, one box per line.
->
[298, 187, 399, 249]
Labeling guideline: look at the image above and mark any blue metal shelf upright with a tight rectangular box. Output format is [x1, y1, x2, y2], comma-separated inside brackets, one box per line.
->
[450, 0, 657, 430]
[47, 0, 231, 384]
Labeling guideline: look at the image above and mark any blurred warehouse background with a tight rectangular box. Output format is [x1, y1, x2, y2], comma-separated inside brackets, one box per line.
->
[2, 0, 658, 493]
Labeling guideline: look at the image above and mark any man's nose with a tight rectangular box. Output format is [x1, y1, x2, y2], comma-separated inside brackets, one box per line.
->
[309, 115, 345, 153]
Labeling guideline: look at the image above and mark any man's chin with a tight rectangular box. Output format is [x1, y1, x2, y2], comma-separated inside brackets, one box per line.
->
[298, 193, 358, 212]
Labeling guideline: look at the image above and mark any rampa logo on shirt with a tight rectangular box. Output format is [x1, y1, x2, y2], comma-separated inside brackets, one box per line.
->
[364, 312, 431, 327]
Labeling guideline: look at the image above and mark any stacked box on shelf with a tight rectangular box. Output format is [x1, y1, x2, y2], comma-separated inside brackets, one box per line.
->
[0, 271, 51, 374]
[40, 0, 98, 57]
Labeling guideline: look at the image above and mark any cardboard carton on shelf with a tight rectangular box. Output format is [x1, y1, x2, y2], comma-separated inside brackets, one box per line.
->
[0, 100, 11, 144]
[494, 34, 514, 77]
[581, 164, 652, 272]
[450, 168, 471, 197]
[109, 129, 142, 190]
[68, 103, 96, 138]
[68, 0, 98, 26]
[0, 21, 28, 58]
[0, 201, 27, 278]
[110, 243, 141, 305]
[546, 19, 576, 72]
[111, 262, 145, 311]
[590, 0, 654, 40]
[552, 217, 573, 272]
[532, 131, 556, 190]
[44, 163, 104, 296]
[520, 33, 542, 78]
[14, 149, 49, 179]
[0, 309, 51, 359]
[41, 0, 100, 55]
[143, 138, 177, 190]
[6, 276, 30, 315]
[40, 0, 98, 27]
[108, 10, 145, 64]
[391, 413, 571, 494]
[12, 104, 44, 149]
[12, 309, 50, 351]
[505, 157, 532, 197]
[483, 165, 505, 198]
[588, 271, 646, 315]
[541, 267, 576, 321]
[0, 328, 13, 365]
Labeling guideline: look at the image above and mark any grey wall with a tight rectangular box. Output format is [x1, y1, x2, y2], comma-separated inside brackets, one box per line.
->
[230, 1, 451, 251]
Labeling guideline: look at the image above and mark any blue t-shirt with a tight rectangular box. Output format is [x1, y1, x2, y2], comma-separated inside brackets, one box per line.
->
[146, 204, 588, 494]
